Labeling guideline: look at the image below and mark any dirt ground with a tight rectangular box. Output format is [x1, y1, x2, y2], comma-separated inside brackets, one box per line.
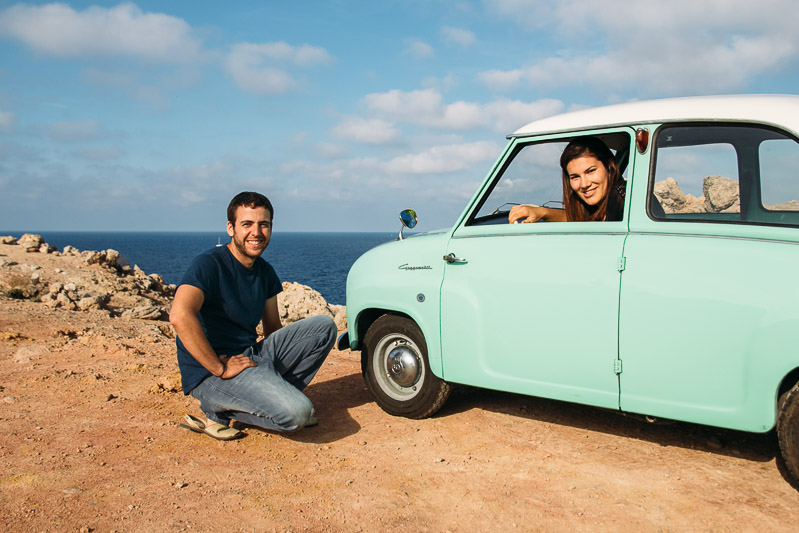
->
[2, 250, 799, 531]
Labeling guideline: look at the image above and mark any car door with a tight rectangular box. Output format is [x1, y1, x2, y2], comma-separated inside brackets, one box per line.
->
[620, 123, 799, 432]
[438, 131, 634, 409]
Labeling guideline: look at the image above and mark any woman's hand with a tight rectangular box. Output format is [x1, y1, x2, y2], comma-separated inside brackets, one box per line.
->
[509, 204, 547, 224]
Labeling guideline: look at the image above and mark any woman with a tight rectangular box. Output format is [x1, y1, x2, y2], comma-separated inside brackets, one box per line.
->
[508, 136, 626, 223]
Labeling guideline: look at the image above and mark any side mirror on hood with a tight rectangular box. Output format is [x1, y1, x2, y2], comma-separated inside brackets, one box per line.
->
[398, 208, 417, 240]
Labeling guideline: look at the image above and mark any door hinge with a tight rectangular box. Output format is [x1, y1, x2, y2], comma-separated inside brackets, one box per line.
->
[614, 359, 623, 374]
[617, 256, 626, 272]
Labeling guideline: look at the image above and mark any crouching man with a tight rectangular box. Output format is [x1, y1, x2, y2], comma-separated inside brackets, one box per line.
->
[170, 191, 336, 440]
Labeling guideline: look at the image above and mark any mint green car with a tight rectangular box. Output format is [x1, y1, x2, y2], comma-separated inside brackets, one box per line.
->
[341, 95, 799, 483]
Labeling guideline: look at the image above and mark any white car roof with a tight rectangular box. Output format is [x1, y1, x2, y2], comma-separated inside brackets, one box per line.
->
[511, 94, 799, 138]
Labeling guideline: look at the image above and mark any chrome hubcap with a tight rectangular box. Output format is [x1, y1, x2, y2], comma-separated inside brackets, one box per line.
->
[373, 333, 425, 401]
[386, 343, 420, 387]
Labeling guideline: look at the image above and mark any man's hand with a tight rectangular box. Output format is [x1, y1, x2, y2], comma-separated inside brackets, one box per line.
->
[219, 354, 257, 379]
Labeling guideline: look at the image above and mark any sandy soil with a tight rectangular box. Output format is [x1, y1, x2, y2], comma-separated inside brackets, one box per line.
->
[2, 247, 799, 532]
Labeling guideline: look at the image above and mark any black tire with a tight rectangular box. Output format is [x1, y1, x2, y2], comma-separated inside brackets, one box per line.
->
[777, 382, 799, 483]
[363, 314, 451, 419]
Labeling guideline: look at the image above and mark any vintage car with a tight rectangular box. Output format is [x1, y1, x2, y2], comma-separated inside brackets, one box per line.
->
[340, 94, 799, 483]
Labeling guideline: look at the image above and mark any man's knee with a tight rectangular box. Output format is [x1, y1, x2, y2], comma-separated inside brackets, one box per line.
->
[307, 314, 337, 340]
[271, 397, 314, 431]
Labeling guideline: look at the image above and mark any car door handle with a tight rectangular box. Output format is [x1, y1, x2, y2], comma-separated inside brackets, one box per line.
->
[443, 253, 466, 264]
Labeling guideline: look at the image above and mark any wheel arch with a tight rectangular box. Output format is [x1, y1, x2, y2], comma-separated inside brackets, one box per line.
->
[779, 367, 799, 402]
[353, 307, 444, 379]
[354, 308, 413, 370]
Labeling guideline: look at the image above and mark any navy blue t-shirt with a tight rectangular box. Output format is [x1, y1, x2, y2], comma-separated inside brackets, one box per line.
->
[176, 245, 282, 394]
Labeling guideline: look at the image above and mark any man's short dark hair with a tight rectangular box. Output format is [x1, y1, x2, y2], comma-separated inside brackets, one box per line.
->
[227, 192, 274, 224]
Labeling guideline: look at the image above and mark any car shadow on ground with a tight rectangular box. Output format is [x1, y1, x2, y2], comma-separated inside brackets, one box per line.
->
[437, 384, 799, 487]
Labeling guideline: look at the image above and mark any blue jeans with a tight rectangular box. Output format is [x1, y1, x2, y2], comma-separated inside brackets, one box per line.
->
[190, 315, 336, 432]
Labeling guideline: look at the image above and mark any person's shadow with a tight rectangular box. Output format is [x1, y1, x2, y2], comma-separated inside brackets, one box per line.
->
[239, 372, 371, 444]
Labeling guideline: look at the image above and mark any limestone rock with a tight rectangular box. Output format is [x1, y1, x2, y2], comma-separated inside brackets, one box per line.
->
[18, 233, 45, 250]
[121, 305, 168, 321]
[77, 295, 107, 311]
[1, 236, 17, 245]
[332, 305, 347, 331]
[653, 178, 704, 213]
[654, 175, 740, 214]
[278, 281, 347, 330]
[703, 176, 740, 213]
[82, 249, 122, 268]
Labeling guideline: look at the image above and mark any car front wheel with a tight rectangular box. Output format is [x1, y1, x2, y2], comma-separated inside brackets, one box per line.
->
[777, 381, 799, 483]
[363, 314, 451, 419]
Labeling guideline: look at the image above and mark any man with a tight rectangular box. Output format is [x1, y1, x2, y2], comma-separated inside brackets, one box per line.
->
[170, 191, 336, 440]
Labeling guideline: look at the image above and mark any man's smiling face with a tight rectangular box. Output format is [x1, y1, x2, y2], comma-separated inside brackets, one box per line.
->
[226, 205, 272, 267]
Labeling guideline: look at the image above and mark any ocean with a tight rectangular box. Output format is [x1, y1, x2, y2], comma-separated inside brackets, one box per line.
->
[8, 231, 396, 306]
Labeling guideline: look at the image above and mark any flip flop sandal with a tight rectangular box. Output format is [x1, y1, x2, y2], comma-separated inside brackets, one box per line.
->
[180, 414, 244, 441]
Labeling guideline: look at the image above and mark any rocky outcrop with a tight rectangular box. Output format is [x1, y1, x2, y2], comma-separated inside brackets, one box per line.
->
[278, 282, 347, 330]
[654, 176, 740, 214]
[653, 178, 705, 213]
[1, 234, 347, 330]
[1, 235, 175, 320]
[702, 176, 740, 213]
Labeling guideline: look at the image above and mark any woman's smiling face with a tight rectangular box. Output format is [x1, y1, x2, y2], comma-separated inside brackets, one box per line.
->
[567, 155, 609, 207]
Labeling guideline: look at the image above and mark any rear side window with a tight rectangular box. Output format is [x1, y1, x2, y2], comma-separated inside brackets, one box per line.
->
[650, 124, 799, 227]
[760, 138, 799, 212]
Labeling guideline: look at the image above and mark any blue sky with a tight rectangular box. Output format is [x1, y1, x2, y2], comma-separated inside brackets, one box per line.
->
[0, 1, 797, 232]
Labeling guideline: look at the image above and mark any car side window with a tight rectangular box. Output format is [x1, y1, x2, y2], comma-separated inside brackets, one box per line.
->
[468, 132, 630, 226]
[468, 141, 566, 225]
[650, 124, 799, 227]
[760, 138, 799, 212]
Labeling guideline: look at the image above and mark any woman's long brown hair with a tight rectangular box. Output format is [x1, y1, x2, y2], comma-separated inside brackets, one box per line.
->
[560, 137, 621, 221]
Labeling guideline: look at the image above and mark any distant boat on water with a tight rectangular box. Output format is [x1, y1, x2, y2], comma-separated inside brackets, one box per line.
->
[216, 237, 223, 247]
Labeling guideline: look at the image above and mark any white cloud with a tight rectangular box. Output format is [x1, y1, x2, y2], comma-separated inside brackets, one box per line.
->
[230, 42, 332, 66]
[315, 142, 347, 159]
[403, 39, 434, 59]
[422, 74, 459, 92]
[332, 116, 401, 144]
[481, 0, 799, 95]
[476, 68, 524, 92]
[43, 120, 103, 142]
[0, 110, 15, 132]
[0, 3, 203, 63]
[485, 98, 566, 132]
[281, 141, 503, 182]
[361, 89, 563, 132]
[364, 89, 442, 118]
[442, 26, 476, 47]
[225, 42, 333, 95]
[383, 141, 502, 175]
